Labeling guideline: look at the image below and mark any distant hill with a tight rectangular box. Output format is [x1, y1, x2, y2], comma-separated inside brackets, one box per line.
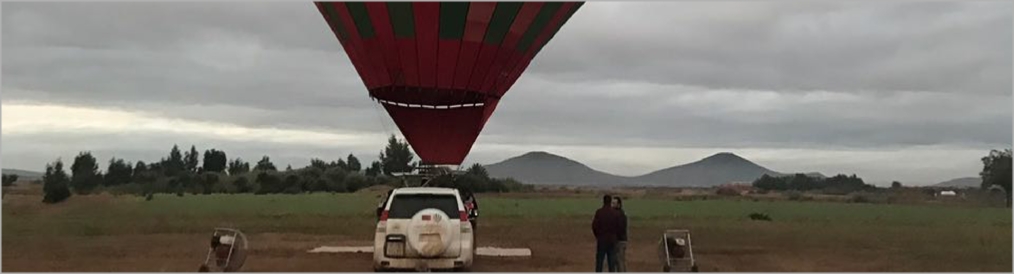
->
[484, 151, 627, 186]
[802, 172, 827, 179]
[2, 169, 44, 180]
[933, 177, 980, 188]
[631, 152, 781, 187]
[485, 151, 825, 187]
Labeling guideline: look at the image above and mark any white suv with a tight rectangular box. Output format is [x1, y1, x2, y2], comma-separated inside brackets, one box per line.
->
[374, 187, 475, 272]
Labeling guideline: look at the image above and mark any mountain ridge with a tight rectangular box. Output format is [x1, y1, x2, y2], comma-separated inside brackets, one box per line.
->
[933, 177, 980, 188]
[485, 151, 825, 187]
[2, 169, 44, 180]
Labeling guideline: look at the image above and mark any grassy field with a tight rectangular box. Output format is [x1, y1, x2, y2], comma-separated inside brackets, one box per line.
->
[2, 187, 1011, 272]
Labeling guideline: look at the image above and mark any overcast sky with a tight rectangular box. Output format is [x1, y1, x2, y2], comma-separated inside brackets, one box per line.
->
[2, 1, 1011, 186]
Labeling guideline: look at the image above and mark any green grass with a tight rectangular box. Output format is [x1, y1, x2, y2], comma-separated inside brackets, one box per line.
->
[5, 193, 1009, 235]
[485, 196, 1011, 225]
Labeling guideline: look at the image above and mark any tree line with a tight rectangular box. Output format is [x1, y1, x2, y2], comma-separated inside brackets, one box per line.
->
[750, 148, 1011, 207]
[38, 135, 530, 204]
[752, 173, 876, 194]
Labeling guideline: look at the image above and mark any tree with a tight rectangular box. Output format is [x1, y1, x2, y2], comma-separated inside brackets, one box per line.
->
[283, 174, 302, 194]
[346, 173, 369, 192]
[310, 158, 329, 170]
[255, 172, 283, 194]
[228, 158, 251, 175]
[164, 145, 186, 176]
[2, 174, 19, 198]
[43, 160, 72, 204]
[347, 154, 362, 172]
[980, 149, 1012, 207]
[286, 165, 294, 172]
[255, 156, 277, 172]
[134, 160, 152, 183]
[324, 168, 349, 192]
[173, 172, 197, 195]
[298, 165, 326, 192]
[333, 159, 349, 171]
[202, 149, 228, 173]
[752, 174, 787, 191]
[466, 163, 489, 179]
[147, 161, 164, 176]
[199, 173, 218, 194]
[891, 181, 902, 189]
[365, 161, 382, 177]
[2, 174, 18, 187]
[132, 161, 159, 195]
[379, 135, 415, 175]
[105, 158, 134, 186]
[185, 145, 200, 173]
[70, 151, 103, 194]
[234, 177, 252, 193]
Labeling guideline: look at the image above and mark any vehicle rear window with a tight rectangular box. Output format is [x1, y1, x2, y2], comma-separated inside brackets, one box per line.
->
[388, 194, 459, 219]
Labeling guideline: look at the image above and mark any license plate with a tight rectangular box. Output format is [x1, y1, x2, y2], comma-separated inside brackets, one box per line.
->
[386, 242, 405, 257]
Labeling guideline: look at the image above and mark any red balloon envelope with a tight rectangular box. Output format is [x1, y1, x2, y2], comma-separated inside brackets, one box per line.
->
[315, 2, 583, 165]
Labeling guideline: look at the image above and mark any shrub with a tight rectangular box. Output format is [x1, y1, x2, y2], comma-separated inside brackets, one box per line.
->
[748, 212, 772, 221]
[785, 191, 804, 201]
[850, 194, 871, 203]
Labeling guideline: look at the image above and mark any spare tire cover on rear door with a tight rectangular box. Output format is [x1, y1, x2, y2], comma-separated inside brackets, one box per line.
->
[406, 208, 454, 258]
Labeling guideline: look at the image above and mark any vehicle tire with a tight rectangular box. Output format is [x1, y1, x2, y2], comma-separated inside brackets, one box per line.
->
[406, 209, 454, 258]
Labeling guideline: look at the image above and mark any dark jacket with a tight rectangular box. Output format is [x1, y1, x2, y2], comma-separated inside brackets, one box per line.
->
[617, 209, 628, 241]
[592, 206, 622, 245]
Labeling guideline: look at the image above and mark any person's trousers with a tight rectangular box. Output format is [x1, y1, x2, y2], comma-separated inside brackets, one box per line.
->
[615, 241, 627, 272]
[595, 242, 617, 272]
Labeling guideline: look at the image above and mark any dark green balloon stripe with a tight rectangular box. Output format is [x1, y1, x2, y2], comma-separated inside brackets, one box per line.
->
[386, 2, 415, 38]
[345, 2, 376, 38]
[517, 2, 563, 52]
[483, 2, 523, 45]
[320, 2, 350, 40]
[438, 2, 470, 39]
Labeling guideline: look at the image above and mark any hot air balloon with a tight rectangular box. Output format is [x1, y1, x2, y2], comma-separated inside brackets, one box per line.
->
[315, 2, 583, 166]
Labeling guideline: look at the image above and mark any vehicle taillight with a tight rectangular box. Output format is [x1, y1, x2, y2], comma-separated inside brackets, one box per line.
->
[380, 210, 389, 221]
[459, 211, 468, 222]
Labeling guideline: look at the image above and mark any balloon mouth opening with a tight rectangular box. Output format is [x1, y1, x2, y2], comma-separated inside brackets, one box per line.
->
[368, 86, 499, 107]
[375, 98, 486, 109]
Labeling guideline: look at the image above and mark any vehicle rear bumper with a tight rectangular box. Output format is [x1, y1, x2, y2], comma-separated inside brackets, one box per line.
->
[374, 255, 473, 271]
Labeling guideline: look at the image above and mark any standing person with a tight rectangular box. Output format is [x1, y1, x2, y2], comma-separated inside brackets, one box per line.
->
[613, 197, 628, 272]
[462, 190, 478, 229]
[592, 194, 620, 272]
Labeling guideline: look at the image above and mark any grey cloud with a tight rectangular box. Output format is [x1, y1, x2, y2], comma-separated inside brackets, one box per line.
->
[532, 1, 1012, 94]
[480, 77, 1011, 149]
[1, 131, 386, 173]
[2, 2, 337, 52]
[2, 1, 1011, 181]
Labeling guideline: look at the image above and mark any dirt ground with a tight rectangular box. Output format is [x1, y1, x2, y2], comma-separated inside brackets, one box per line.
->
[0, 219, 952, 272]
